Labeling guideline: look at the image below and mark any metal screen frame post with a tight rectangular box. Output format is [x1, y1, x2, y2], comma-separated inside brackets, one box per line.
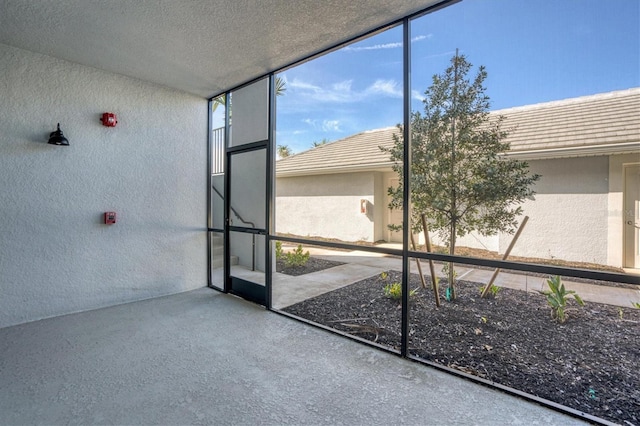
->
[400, 18, 412, 358]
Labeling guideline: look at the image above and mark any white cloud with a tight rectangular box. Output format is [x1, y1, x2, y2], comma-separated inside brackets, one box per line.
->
[366, 79, 402, 98]
[289, 79, 323, 93]
[321, 120, 341, 132]
[411, 35, 430, 43]
[288, 78, 356, 103]
[343, 41, 402, 52]
[289, 77, 402, 104]
[332, 80, 353, 92]
[301, 118, 341, 133]
[341, 34, 431, 52]
[421, 50, 458, 60]
[412, 89, 425, 102]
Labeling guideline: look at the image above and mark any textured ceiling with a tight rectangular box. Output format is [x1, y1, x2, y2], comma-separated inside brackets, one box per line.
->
[0, 0, 444, 98]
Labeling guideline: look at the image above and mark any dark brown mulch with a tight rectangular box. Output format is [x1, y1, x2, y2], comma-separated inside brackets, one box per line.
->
[276, 257, 345, 276]
[283, 270, 640, 425]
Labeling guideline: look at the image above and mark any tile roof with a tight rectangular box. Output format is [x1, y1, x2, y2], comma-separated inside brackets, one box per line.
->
[276, 88, 640, 176]
[276, 127, 398, 176]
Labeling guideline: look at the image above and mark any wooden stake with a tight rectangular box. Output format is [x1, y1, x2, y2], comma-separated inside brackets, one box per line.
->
[480, 216, 529, 298]
[421, 214, 440, 308]
[410, 232, 428, 289]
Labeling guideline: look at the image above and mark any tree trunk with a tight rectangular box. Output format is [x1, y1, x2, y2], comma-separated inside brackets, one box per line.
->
[448, 224, 456, 301]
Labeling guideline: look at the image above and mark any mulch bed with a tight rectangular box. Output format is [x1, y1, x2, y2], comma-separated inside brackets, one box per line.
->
[276, 257, 345, 276]
[283, 269, 640, 425]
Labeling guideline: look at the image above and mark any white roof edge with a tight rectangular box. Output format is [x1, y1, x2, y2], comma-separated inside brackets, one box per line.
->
[276, 163, 395, 177]
[490, 87, 640, 116]
[501, 142, 640, 160]
[362, 126, 398, 133]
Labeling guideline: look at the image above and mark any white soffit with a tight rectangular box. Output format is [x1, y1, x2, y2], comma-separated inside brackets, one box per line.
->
[0, 0, 443, 98]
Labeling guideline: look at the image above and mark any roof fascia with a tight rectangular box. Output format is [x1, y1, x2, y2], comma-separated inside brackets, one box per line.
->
[276, 163, 395, 178]
[501, 142, 640, 160]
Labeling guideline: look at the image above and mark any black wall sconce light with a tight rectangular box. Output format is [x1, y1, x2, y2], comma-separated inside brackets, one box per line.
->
[48, 123, 69, 146]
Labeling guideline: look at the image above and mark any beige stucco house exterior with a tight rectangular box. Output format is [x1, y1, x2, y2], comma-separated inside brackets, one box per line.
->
[276, 88, 640, 269]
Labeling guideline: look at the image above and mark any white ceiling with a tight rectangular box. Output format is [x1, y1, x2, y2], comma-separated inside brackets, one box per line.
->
[0, 0, 444, 99]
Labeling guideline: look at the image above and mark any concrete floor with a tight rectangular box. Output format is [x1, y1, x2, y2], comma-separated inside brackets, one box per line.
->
[0, 288, 587, 425]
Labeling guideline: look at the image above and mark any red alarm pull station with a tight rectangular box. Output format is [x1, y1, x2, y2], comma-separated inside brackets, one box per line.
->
[104, 212, 116, 224]
[101, 113, 117, 127]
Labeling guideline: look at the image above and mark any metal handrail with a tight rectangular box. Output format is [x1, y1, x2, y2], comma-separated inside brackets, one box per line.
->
[211, 183, 256, 271]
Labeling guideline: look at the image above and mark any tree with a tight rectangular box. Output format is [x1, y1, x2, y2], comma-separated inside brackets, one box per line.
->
[312, 139, 330, 148]
[212, 76, 287, 113]
[383, 52, 540, 300]
[277, 144, 293, 159]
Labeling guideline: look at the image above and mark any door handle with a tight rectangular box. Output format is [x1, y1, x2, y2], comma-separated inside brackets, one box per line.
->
[627, 220, 640, 229]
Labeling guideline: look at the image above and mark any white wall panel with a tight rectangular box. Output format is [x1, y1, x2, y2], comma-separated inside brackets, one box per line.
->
[0, 44, 208, 327]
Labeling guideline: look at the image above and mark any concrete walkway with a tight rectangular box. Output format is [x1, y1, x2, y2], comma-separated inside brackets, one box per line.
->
[272, 246, 640, 309]
[0, 288, 588, 425]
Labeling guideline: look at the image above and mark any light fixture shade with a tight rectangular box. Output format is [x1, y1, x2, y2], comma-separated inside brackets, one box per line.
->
[48, 123, 69, 146]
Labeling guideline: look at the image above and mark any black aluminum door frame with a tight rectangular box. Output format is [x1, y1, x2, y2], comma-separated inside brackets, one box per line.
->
[224, 141, 269, 305]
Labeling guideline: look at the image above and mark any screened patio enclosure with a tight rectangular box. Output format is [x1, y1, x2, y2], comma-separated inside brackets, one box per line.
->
[207, 1, 639, 424]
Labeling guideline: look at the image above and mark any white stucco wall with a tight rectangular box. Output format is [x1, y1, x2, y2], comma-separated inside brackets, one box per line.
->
[427, 233, 500, 253]
[416, 157, 622, 266]
[0, 43, 208, 327]
[425, 157, 612, 265]
[275, 155, 621, 267]
[506, 156, 609, 264]
[276, 172, 376, 242]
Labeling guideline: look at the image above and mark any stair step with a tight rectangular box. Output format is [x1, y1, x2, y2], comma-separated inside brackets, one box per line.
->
[212, 255, 239, 269]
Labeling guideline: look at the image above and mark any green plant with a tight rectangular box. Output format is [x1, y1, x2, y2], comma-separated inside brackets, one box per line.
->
[538, 275, 584, 323]
[441, 262, 457, 280]
[384, 282, 402, 299]
[383, 282, 417, 300]
[480, 283, 501, 297]
[632, 302, 640, 309]
[382, 52, 540, 301]
[275, 241, 284, 260]
[283, 244, 310, 267]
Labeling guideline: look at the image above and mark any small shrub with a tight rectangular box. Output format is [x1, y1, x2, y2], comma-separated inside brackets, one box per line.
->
[283, 244, 310, 267]
[384, 282, 402, 300]
[383, 282, 417, 300]
[480, 284, 501, 298]
[632, 301, 640, 309]
[538, 275, 584, 323]
[275, 241, 284, 260]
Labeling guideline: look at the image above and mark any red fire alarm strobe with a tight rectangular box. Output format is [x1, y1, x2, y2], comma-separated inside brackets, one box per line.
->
[104, 212, 116, 224]
[101, 113, 117, 127]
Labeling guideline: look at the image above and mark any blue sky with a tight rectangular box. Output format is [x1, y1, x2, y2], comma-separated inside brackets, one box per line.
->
[275, 0, 639, 154]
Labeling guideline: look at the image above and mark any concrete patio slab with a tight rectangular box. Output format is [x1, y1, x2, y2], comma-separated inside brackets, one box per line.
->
[0, 288, 587, 425]
[273, 263, 385, 309]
